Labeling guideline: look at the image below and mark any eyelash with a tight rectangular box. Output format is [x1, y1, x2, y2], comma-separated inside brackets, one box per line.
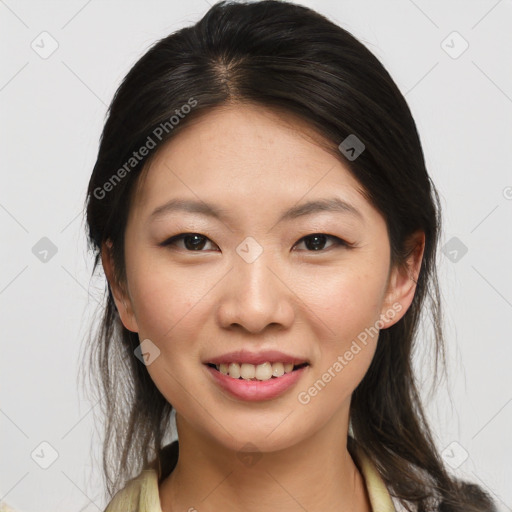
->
[159, 232, 351, 253]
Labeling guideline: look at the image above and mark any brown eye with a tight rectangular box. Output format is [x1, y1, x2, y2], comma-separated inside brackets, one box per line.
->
[294, 233, 348, 252]
[161, 233, 218, 251]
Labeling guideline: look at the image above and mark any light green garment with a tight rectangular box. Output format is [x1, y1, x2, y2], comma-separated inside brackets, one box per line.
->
[104, 442, 396, 512]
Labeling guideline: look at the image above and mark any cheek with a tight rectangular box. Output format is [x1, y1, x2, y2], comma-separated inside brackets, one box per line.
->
[127, 267, 209, 410]
[297, 261, 388, 343]
[293, 262, 387, 401]
[294, 276, 382, 418]
[127, 258, 207, 341]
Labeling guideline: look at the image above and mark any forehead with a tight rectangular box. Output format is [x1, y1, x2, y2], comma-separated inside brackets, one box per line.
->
[131, 103, 370, 219]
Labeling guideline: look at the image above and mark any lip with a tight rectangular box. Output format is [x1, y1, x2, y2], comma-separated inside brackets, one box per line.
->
[205, 363, 309, 401]
[204, 349, 308, 366]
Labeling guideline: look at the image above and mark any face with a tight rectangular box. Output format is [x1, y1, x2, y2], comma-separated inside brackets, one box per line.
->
[103, 104, 423, 454]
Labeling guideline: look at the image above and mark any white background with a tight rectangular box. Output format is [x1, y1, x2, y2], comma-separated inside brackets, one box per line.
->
[1, 0, 511, 510]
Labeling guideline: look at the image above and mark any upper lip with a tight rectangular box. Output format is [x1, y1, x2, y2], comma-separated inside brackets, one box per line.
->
[204, 350, 309, 366]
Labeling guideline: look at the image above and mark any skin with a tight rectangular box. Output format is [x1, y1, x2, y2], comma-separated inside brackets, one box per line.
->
[102, 103, 425, 512]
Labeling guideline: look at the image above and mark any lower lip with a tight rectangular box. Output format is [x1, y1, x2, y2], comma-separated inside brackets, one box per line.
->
[204, 364, 308, 402]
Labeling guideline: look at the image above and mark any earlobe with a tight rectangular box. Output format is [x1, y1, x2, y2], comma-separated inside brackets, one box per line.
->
[100, 240, 139, 333]
[379, 230, 425, 329]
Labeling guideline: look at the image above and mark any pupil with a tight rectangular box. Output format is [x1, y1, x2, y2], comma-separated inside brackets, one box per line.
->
[306, 234, 326, 251]
[185, 234, 206, 251]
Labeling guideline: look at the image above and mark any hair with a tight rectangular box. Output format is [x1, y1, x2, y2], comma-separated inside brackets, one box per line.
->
[82, 1, 496, 510]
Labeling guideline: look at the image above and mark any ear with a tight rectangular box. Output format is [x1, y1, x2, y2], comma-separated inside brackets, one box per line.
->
[379, 230, 425, 329]
[101, 239, 139, 333]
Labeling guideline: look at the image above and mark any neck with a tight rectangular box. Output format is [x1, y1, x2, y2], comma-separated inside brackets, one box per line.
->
[159, 409, 371, 512]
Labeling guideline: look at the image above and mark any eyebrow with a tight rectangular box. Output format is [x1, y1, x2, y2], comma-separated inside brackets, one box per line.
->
[149, 197, 363, 224]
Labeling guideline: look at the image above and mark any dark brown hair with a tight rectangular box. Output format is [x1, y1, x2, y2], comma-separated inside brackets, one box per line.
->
[82, 1, 496, 510]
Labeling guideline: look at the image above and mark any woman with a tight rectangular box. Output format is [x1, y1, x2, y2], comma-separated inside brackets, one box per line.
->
[84, 1, 497, 510]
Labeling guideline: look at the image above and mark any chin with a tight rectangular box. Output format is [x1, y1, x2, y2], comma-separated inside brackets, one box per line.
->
[194, 409, 317, 456]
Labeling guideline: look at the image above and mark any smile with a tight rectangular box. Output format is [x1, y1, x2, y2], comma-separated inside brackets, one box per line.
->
[204, 362, 309, 401]
[207, 361, 309, 381]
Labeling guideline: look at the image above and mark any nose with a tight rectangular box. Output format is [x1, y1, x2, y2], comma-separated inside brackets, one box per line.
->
[216, 254, 295, 334]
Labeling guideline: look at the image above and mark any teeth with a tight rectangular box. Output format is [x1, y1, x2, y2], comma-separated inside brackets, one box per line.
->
[240, 363, 256, 380]
[228, 362, 240, 379]
[213, 361, 304, 381]
[255, 362, 272, 381]
[272, 362, 284, 377]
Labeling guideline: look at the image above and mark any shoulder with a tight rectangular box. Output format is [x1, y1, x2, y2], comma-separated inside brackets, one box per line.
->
[104, 440, 178, 512]
[349, 439, 399, 512]
[104, 469, 162, 512]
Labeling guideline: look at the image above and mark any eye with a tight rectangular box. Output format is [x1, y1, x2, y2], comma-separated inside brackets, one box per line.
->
[293, 233, 349, 252]
[160, 233, 219, 251]
[160, 232, 349, 252]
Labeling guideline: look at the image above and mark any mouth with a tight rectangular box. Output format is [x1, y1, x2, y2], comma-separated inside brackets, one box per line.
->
[205, 361, 309, 381]
[204, 361, 310, 402]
